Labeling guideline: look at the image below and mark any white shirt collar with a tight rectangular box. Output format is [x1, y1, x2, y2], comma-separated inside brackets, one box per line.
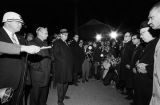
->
[3, 26, 20, 44]
[3, 26, 13, 36]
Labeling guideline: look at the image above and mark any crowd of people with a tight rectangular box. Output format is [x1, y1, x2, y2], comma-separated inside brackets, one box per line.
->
[1, 1, 160, 105]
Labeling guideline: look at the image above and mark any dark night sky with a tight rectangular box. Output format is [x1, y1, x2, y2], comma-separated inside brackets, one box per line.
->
[0, 0, 159, 38]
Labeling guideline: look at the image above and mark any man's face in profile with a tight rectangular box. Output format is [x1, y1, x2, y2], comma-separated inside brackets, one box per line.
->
[148, 8, 160, 29]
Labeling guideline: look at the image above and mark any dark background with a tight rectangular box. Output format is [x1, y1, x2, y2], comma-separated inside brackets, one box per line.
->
[0, 0, 159, 40]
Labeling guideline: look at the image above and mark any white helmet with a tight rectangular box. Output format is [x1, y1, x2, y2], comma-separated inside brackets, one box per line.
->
[2, 11, 24, 23]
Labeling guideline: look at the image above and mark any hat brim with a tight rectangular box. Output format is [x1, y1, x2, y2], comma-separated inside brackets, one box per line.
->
[60, 31, 68, 33]
[6, 19, 24, 24]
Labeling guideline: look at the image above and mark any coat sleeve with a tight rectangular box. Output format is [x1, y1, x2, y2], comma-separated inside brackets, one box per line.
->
[0, 41, 21, 54]
[156, 49, 160, 85]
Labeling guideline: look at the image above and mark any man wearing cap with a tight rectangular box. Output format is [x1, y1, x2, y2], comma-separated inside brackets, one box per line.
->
[52, 28, 73, 105]
[0, 11, 39, 105]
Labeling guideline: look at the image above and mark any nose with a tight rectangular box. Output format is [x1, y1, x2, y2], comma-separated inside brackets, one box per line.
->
[148, 19, 151, 25]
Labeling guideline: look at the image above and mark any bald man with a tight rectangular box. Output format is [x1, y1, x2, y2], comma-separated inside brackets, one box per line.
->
[148, 1, 160, 105]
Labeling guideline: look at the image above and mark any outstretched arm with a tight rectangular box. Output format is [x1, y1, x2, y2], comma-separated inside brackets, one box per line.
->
[0, 41, 40, 54]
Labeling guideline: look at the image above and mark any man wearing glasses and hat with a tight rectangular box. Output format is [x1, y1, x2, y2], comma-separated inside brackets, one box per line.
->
[0, 11, 39, 105]
[52, 28, 73, 105]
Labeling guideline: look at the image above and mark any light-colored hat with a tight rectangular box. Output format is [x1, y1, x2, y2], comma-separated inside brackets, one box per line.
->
[2, 11, 24, 23]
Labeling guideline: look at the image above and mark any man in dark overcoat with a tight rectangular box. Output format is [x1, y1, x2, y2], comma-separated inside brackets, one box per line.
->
[52, 28, 73, 105]
[119, 32, 135, 94]
[69, 34, 82, 86]
[127, 34, 144, 101]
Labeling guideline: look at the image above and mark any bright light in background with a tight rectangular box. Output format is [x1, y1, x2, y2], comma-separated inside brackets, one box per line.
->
[96, 34, 102, 41]
[109, 31, 118, 39]
[100, 53, 104, 57]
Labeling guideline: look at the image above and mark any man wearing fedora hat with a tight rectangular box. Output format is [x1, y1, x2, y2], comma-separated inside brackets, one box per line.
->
[52, 28, 73, 105]
[60, 28, 68, 33]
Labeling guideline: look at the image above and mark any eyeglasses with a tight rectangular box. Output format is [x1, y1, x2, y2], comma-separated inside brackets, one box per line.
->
[132, 38, 137, 40]
[61, 33, 68, 36]
[125, 35, 131, 37]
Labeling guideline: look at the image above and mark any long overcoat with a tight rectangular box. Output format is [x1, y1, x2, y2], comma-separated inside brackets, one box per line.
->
[52, 39, 73, 83]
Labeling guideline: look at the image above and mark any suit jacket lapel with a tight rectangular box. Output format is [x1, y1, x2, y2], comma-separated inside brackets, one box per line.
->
[0, 28, 13, 43]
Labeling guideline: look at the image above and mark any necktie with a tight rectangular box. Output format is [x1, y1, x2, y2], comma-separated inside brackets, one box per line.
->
[11, 35, 17, 44]
[64, 41, 68, 46]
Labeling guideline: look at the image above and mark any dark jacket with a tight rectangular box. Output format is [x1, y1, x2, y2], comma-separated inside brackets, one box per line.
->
[0, 27, 26, 89]
[28, 37, 51, 87]
[130, 44, 144, 69]
[52, 39, 73, 83]
[120, 41, 135, 67]
[69, 40, 83, 73]
[139, 38, 159, 79]
[120, 41, 135, 80]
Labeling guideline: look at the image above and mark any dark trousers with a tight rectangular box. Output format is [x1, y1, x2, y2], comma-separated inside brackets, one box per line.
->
[24, 84, 31, 105]
[73, 61, 82, 83]
[73, 73, 79, 83]
[57, 83, 68, 103]
[134, 74, 152, 105]
[30, 86, 49, 105]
